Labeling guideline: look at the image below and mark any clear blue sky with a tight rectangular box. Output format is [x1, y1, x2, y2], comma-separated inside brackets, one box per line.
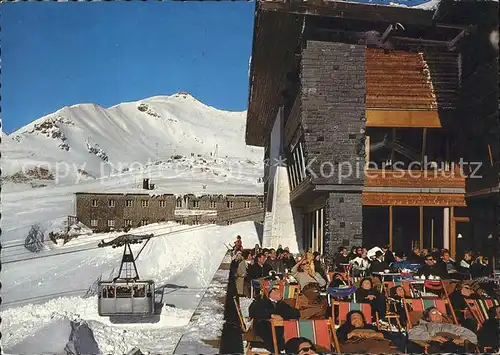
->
[1, 0, 432, 134]
[1, 1, 255, 133]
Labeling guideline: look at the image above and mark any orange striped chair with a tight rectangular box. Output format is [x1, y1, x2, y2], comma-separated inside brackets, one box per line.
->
[403, 298, 458, 329]
[260, 280, 300, 308]
[464, 298, 500, 328]
[270, 318, 340, 354]
[331, 301, 374, 329]
[383, 280, 414, 298]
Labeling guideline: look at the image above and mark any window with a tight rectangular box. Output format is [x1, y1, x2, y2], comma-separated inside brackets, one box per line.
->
[92, 199, 98, 207]
[107, 219, 115, 227]
[140, 219, 149, 226]
[210, 201, 217, 209]
[159, 200, 166, 208]
[108, 199, 115, 207]
[141, 200, 149, 208]
[91, 219, 98, 227]
[227, 201, 234, 209]
[125, 200, 132, 207]
[227, 220, 233, 225]
[176, 199, 182, 208]
[193, 200, 199, 208]
[244, 201, 250, 209]
[287, 140, 308, 191]
[124, 219, 132, 226]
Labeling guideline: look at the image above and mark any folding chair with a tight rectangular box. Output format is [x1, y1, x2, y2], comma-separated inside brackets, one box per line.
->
[233, 296, 269, 355]
[422, 280, 451, 299]
[326, 285, 357, 306]
[464, 298, 500, 329]
[261, 281, 300, 308]
[328, 270, 351, 286]
[331, 301, 374, 329]
[270, 318, 341, 354]
[402, 298, 458, 329]
[380, 281, 405, 330]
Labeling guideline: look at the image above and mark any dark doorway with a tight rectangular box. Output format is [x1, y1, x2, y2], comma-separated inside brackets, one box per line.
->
[393, 207, 419, 255]
[362, 206, 389, 249]
[423, 207, 444, 250]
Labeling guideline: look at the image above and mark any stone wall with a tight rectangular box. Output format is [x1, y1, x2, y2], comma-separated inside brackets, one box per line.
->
[300, 40, 366, 262]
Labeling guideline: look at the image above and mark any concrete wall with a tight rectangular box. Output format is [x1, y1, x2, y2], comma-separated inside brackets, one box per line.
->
[262, 108, 300, 252]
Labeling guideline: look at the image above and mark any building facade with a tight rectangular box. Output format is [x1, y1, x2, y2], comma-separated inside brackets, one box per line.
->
[75, 192, 265, 232]
[246, 0, 499, 262]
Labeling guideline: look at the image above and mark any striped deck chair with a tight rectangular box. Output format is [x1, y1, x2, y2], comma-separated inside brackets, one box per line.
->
[260, 279, 281, 297]
[233, 297, 269, 355]
[464, 298, 500, 327]
[383, 280, 413, 298]
[328, 271, 350, 285]
[261, 280, 300, 308]
[270, 318, 340, 354]
[331, 301, 374, 329]
[403, 298, 458, 329]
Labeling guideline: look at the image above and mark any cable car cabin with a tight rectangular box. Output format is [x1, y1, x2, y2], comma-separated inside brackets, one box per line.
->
[97, 280, 155, 317]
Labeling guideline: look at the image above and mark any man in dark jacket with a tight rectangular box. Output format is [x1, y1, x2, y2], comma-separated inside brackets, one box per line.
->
[415, 255, 448, 279]
[369, 251, 390, 274]
[382, 245, 395, 264]
[249, 285, 301, 352]
[281, 248, 296, 270]
[266, 248, 285, 273]
[334, 246, 350, 271]
[247, 253, 273, 280]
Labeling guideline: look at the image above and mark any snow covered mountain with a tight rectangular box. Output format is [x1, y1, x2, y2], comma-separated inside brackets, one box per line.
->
[3, 92, 263, 187]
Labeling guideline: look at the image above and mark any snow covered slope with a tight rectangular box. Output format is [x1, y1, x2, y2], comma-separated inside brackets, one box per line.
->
[3, 92, 263, 187]
[2, 221, 260, 354]
[1, 93, 264, 244]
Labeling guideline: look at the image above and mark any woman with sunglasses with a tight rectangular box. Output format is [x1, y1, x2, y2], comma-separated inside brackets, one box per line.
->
[284, 337, 318, 355]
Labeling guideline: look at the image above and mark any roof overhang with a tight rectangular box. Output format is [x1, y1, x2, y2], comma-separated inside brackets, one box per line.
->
[245, 0, 497, 147]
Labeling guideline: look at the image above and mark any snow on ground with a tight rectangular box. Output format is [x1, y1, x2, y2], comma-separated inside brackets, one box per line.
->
[2, 221, 261, 354]
[1, 93, 263, 354]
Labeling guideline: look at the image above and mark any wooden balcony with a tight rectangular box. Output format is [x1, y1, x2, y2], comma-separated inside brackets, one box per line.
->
[364, 168, 466, 189]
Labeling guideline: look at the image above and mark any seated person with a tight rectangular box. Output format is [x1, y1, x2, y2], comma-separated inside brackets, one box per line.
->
[248, 285, 301, 352]
[449, 283, 479, 330]
[408, 307, 478, 353]
[291, 258, 327, 303]
[328, 273, 349, 288]
[285, 337, 319, 355]
[355, 278, 387, 320]
[388, 285, 409, 326]
[477, 305, 500, 352]
[369, 251, 390, 275]
[415, 254, 448, 279]
[336, 311, 400, 353]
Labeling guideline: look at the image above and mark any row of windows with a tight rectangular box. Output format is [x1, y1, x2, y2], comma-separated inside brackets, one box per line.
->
[90, 219, 235, 227]
[91, 199, 257, 209]
[287, 141, 308, 191]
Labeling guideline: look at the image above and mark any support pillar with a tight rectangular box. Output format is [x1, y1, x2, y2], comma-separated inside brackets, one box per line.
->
[443, 207, 450, 250]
